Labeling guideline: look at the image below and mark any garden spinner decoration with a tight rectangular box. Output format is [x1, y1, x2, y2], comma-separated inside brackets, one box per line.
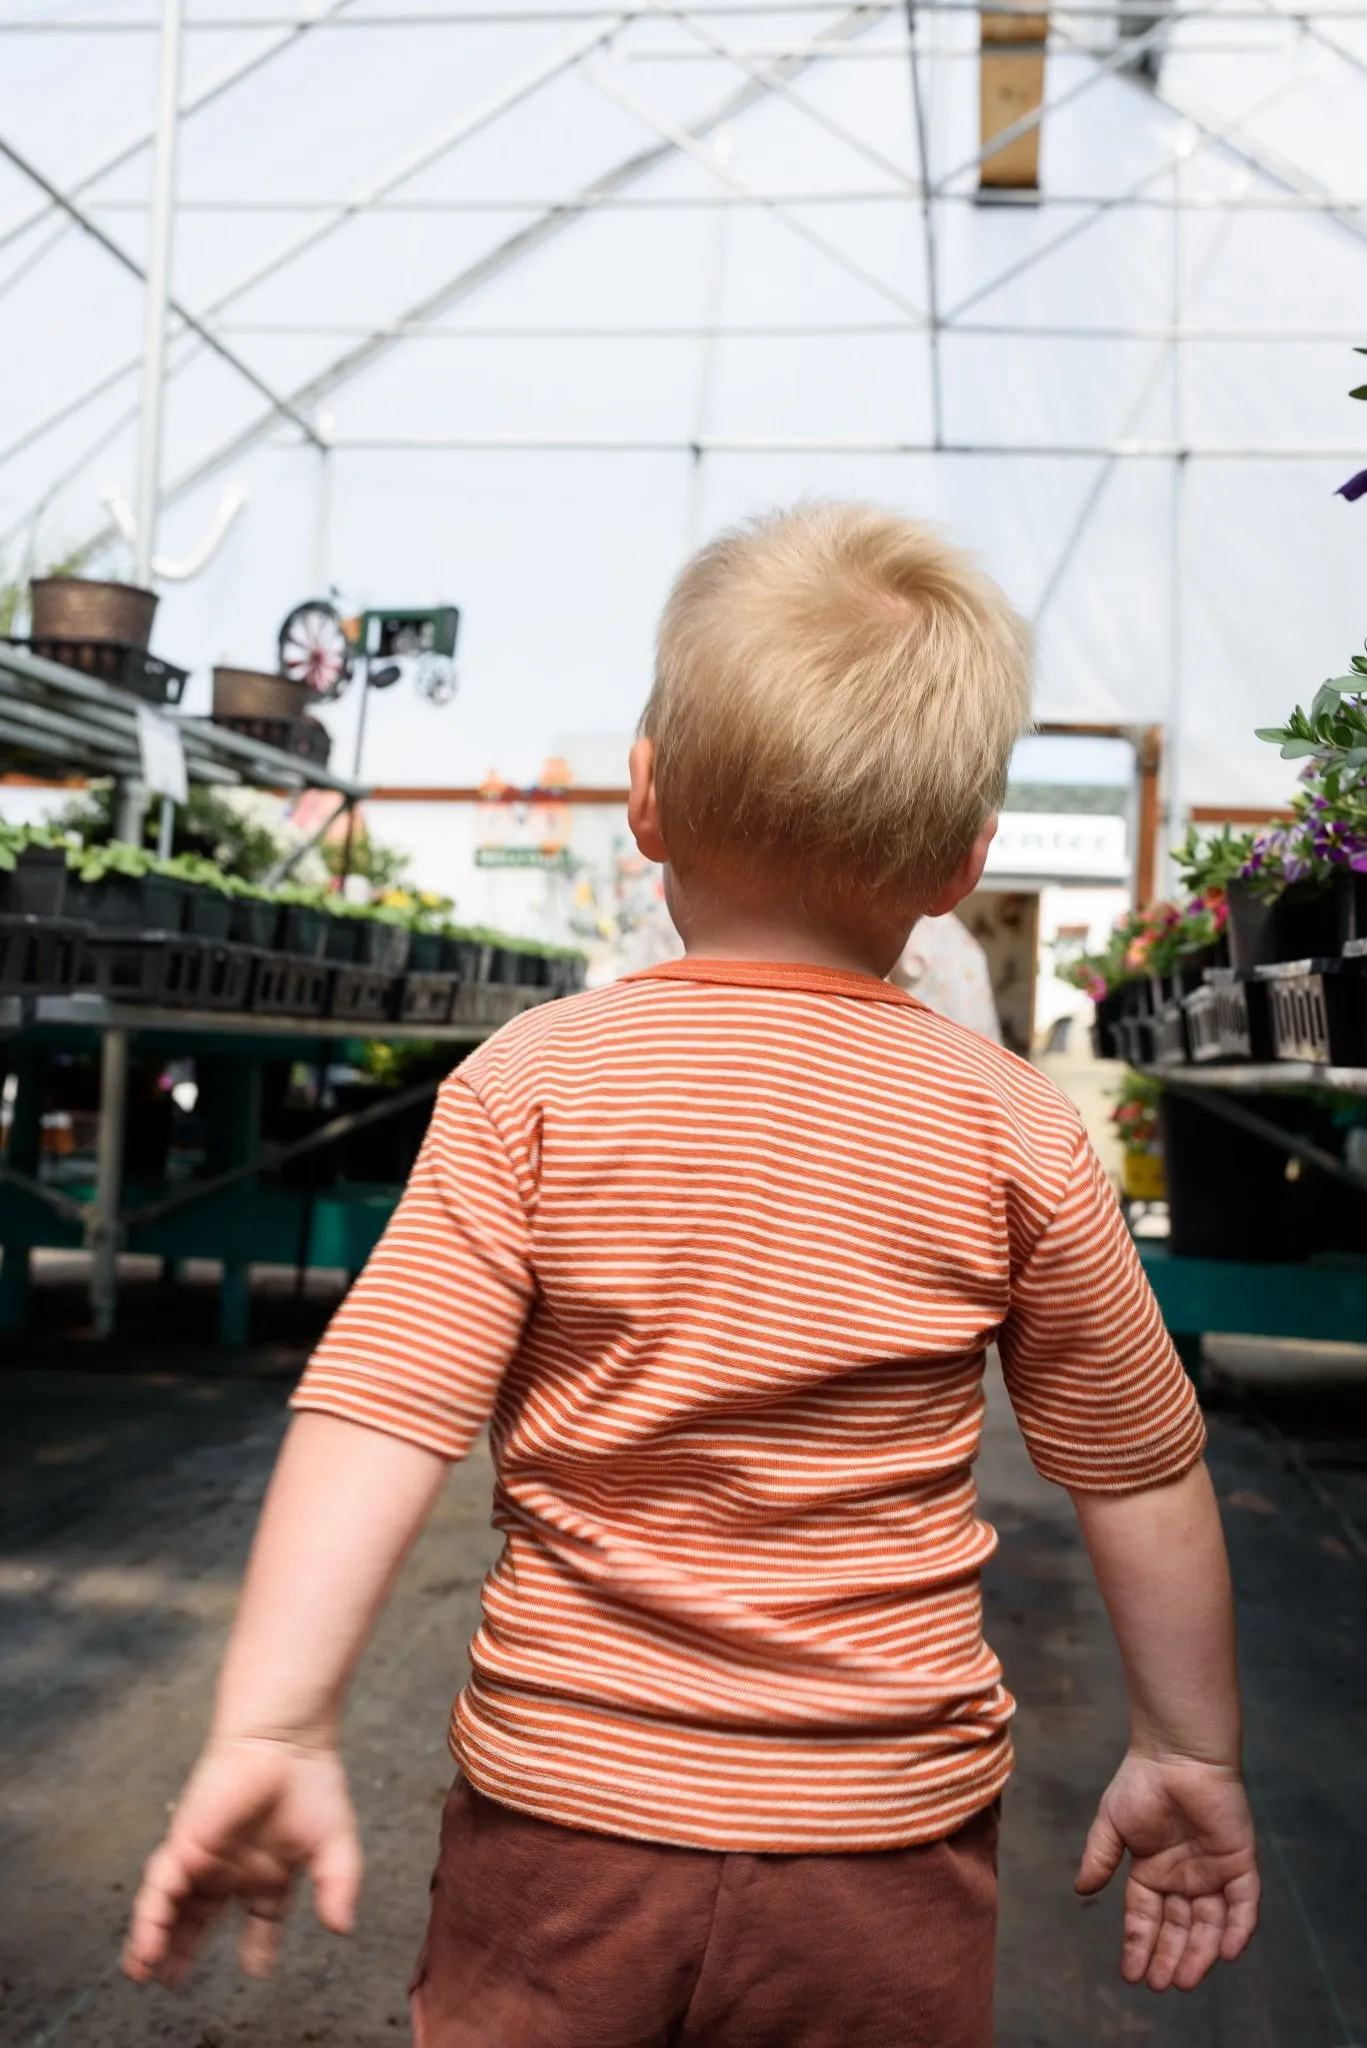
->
[277, 598, 460, 708]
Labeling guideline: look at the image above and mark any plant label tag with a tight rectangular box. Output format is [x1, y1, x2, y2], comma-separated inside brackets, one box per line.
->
[136, 703, 189, 805]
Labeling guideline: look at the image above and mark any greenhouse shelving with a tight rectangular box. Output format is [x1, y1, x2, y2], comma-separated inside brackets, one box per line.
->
[0, 986, 551, 1346]
[1134, 1062, 1367, 1379]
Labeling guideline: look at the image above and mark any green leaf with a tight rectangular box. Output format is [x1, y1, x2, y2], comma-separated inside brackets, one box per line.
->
[1312, 682, 1343, 721]
[1280, 738, 1321, 758]
[1344, 746, 1367, 770]
[1254, 725, 1290, 743]
[1350, 385, 1367, 399]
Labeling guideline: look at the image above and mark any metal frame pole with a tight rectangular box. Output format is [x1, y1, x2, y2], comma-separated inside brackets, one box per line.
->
[133, 0, 185, 586]
[686, 129, 731, 549]
[89, 1026, 130, 1339]
[905, 0, 942, 448]
[1164, 138, 1187, 897]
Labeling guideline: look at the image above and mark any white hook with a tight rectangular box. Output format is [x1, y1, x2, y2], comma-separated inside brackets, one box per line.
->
[102, 485, 247, 582]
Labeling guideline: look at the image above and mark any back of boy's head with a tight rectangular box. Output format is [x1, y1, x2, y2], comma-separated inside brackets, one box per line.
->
[642, 502, 1032, 915]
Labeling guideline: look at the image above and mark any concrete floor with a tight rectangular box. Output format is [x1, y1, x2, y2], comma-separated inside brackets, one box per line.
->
[2, 1274, 1365, 2048]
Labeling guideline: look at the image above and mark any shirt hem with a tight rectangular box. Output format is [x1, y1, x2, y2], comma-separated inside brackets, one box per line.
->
[448, 1721, 1015, 1856]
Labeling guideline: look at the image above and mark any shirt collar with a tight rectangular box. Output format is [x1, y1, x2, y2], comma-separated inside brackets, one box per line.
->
[621, 957, 917, 1006]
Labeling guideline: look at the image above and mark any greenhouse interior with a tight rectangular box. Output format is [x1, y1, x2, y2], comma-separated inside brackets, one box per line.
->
[1, 2, 1365, 2045]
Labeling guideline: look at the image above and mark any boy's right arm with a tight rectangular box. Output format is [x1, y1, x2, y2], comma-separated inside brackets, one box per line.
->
[124, 1412, 447, 1988]
[1070, 1461, 1260, 1992]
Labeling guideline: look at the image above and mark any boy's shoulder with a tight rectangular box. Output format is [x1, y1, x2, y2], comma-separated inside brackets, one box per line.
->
[456, 974, 1083, 1144]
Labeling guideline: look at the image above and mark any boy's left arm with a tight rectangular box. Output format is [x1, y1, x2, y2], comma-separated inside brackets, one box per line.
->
[997, 1128, 1259, 1990]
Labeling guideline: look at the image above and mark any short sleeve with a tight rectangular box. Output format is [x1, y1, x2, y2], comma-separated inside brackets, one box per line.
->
[291, 1077, 534, 1459]
[997, 1134, 1206, 1491]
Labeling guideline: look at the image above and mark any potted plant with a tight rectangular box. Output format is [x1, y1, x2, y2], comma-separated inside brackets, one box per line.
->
[66, 840, 188, 934]
[224, 875, 281, 950]
[273, 881, 332, 960]
[1112, 1069, 1165, 1202]
[164, 852, 235, 940]
[1250, 643, 1367, 954]
[0, 824, 70, 918]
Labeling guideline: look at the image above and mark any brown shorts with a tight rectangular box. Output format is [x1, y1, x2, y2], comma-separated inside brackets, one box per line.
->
[410, 1777, 999, 2048]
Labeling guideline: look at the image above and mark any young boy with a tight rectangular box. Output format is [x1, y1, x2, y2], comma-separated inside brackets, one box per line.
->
[124, 505, 1259, 2046]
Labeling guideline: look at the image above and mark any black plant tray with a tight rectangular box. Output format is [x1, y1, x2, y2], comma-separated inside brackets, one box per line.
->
[1181, 984, 1223, 1064]
[1113, 1014, 1156, 1065]
[1200, 968, 1274, 1062]
[87, 931, 206, 1007]
[1255, 957, 1367, 1065]
[1151, 1001, 1189, 1066]
[6, 636, 189, 705]
[328, 963, 395, 1023]
[0, 914, 89, 996]
[198, 942, 256, 1012]
[229, 897, 279, 948]
[250, 952, 330, 1018]
[396, 970, 457, 1024]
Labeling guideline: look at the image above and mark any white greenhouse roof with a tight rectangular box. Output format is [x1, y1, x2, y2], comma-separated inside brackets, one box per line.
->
[1, 0, 1366, 832]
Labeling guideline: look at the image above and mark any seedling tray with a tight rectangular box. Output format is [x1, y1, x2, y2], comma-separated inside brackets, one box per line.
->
[183, 886, 234, 940]
[1181, 984, 1222, 1063]
[250, 952, 330, 1018]
[1151, 1001, 1189, 1066]
[88, 931, 206, 1007]
[397, 970, 457, 1024]
[1255, 957, 1367, 1065]
[328, 963, 395, 1023]
[0, 914, 89, 996]
[0, 846, 68, 918]
[198, 941, 256, 1012]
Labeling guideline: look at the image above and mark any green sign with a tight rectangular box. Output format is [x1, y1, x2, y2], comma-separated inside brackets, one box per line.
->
[475, 846, 571, 872]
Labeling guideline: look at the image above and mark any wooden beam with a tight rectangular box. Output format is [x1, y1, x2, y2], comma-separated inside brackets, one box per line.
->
[979, 12, 1048, 193]
[1133, 724, 1163, 911]
[1188, 804, 1293, 825]
[367, 784, 630, 804]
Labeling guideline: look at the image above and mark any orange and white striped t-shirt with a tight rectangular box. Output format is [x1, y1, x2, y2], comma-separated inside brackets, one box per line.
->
[293, 957, 1204, 1853]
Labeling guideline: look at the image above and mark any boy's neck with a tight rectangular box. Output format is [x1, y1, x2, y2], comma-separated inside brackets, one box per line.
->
[673, 898, 912, 982]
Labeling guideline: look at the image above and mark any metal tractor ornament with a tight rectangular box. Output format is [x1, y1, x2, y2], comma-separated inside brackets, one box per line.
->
[277, 599, 460, 706]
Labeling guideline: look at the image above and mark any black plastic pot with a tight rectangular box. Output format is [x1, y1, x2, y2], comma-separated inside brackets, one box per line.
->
[278, 904, 329, 960]
[324, 915, 362, 964]
[487, 946, 524, 985]
[70, 871, 187, 934]
[408, 930, 444, 971]
[1338, 866, 1367, 948]
[443, 937, 489, 982]
[1, 845, 68, 918]
[1225, 878, 1274, 971]
[228, 897, 279, 948]
[183, 884, 233, 940]
[1270, 885, 1340, 963]
[357, 920, 411, 976]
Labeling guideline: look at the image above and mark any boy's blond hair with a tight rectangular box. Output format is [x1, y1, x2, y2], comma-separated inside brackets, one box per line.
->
[642, 503, 1032, 910]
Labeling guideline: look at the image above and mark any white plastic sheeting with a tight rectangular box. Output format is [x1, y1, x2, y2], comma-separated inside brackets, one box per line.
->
[0, 1, 1363, 816]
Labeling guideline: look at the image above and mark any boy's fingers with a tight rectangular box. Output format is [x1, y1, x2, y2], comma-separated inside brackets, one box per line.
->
[239, 1892, 290, 1980]
[1170, 1897, 1226, 1992]
[1119, 1881, 1162, 1984]
[124, 1845, 196, 1977]
[1145, 1894, 1192, 1993]
[311, 1827, 364, 1934]
[1074, 1806, 1125, 1896]
[1220, 1874, 1261, 1961]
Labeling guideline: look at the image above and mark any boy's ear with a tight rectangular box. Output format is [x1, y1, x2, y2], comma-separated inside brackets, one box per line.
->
[628, 737, 670, 864]
[923, 814, 998, 917]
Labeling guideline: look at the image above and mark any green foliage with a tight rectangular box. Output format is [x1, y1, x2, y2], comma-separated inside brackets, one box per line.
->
[51, 782, 289, 882]
[1170, 824, 1255, 897]
[1253, 646, 1367, 783]
[323, 824, 411, 895]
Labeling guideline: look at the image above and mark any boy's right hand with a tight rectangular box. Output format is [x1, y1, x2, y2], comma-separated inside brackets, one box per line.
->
[1075, 1750, 1260, 1993]
[123, 1735, 363, 1989]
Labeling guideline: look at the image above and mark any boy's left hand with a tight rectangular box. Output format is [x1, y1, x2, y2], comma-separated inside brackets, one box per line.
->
[1074, 1749, 1260, 1992]
[123, 1735, 362, 1989]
